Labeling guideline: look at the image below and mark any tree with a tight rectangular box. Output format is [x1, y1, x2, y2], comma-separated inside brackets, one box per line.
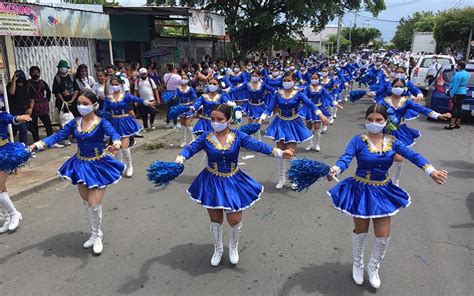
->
[391, 11, 434, 50]
[61, 0, 119, 5]
[342, 27, 381, 49]
[147, 0, 386, 57]
[327, 34, 351, 52]
[433, 7, 474, 52]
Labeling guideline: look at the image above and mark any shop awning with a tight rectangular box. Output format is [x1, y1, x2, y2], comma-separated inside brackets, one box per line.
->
[143, 48, 172, 58]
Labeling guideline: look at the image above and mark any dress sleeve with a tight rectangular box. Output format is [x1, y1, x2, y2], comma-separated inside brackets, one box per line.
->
[178, 133, 207, 160]
[263, 83, 276, 93]
[190, 88, 198, 101]
[101, 119, 121, 143]
[407, 81, 421, 96]
[239, 131, 275, 156]
[102, 97, 110, 112]
[126, 93, 146, 105]
[334, 136, 360, 174]
[1, 113, 16, 125]
[262, 92, 278, 116]
[41, 119, 75, 147]
[407, 99, 440, 119]
[193, 95, 204, 110]
[392, 139, 434, 175]
[299, 92, 319, 114]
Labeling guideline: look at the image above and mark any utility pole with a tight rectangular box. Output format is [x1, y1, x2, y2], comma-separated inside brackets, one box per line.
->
[348, 21, 352, 52]
[467, 26, 473, 60]
[336, 15, 342, 53]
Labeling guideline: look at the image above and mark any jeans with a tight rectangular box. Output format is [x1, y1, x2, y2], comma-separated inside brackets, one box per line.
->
[12, 122, 28, 145]
[139, 104, 156, 128]
[29, 114, 53, 142]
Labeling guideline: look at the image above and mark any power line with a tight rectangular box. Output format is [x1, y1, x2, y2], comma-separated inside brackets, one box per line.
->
[347, 11, 399, 23]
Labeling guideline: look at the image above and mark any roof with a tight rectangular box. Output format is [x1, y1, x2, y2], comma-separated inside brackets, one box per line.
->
[103, 6, 191, 17]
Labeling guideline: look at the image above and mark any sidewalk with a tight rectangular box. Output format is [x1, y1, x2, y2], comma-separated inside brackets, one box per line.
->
[8, 124, 180, 201]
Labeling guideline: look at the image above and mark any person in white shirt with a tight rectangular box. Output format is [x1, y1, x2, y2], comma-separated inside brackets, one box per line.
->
[134, 68, 160, 130]
[92, 70, 106, 108]
[426, 56, 440, 86]
[163, 64, 182, 128]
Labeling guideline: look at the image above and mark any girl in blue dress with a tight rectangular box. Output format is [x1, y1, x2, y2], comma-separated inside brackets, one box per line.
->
[191, 78, 232, 136]
[378, 78, 451, 185]
[258, 71, 323, 190]
[299, 72, 336, 152]
[319, 66, 339, 130]
[0, 112, 31, 233]
[175, 73, 198, 147]
[228, 64, 247, 104]
[326, 104, 448, 289]
[30, 91, 124, 255]
[103, 75, 153, 178]
[175, 104, 295, 267]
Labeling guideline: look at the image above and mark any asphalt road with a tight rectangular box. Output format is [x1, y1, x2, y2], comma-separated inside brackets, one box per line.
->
[1, 98, 473, 295]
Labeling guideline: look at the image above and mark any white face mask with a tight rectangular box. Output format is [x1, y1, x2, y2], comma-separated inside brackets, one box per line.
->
[246, 65, 253, 70]
[310, 79, 319, 85]
[59, 67, 68, 74]
[320, 72, 328, 77]
[329, 64, 335, 68]
[272, 71, 279, 77]
[77, 103, 98, 116]
[365, 121, 386, 134]
[300, 67, 305, 71]
[251, 77, 260, 83]
[395, 73, 406, 80]
[289, 66, 295, 71]
[180, 79, 189, 85]
[208, 84, 218, 93]
[391, 87, 404, 96]
[258, 65, 263, 69]
[109, 85, 122, 93]
[282, 81, 294, 90]
[211, 119, 230, 133]
[233, 67, 240, 73]
[284, 68, 290, 72]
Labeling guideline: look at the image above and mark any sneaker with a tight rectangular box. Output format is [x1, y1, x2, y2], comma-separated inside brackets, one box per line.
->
[165, 124, 172, 129]
[134, 133, 144, 138]
[150, 125, 156, 130]
[305, 144, 313, 151]
[51, 143, 65, 149]
[62, 139, 72, 146]
[142, 129, 148, 133]
[315, 144, 321, 152]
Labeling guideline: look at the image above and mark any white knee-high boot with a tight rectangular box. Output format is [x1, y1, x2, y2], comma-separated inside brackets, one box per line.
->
[116, 149, 123, 163]
[367, 237, 390, 288]
[305, 131, 315, 151]
[210, 222, 223, 266]
[321, 124, 328, 133]
[0, 192, 21, 232]
[333, 106, 338, 118]
[0, 207, 11, 234]
[229, 222, 242, 265]
[123, 148, 133, 178]
[82, 201, 94, 249]
[392, 162, 404, 186]
[186, 126, 195, 143]
[314, 130, 321, 151]
[276, 158, 286, 189]
[89, 204, 104, 255]
[352, 232, 368, 285]
[179, 126, 187, 148]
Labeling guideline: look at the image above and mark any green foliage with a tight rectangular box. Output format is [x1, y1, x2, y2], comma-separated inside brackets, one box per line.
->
[327, 34, 351, 52]
[147, 0, 386, 55]
[433, 8, 474, 51]
[343, 27, 381, 49]
[391, 11, 434, 50]
[61, 0, 119, 6]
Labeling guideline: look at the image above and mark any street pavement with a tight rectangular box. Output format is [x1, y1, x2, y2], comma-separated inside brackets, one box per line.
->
[1, 98, 473, 295]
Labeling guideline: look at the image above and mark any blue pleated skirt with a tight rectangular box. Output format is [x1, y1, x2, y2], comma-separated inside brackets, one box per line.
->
[193, 118, 212, 135]
[108, 116, 142, 137]
[264, 116, 312, 143]
[58, 154, 125, 189]
[327, 177, 411, 218]
[404, 109, 420, 121]
[388, 123, 421, 147]
[242, 103, 265, 120]
[0, 142, 30, 172]
[231, 88, 248, 102]
[298, 105, 331, 123]
[187, 168, 263, 212]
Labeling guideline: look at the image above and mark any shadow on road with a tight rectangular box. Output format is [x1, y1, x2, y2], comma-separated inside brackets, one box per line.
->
[438, 160, 474, 179]
[451, 193, 474, 229]
[117, 243, 246, 294]
[0, 231, 90, 270]
[278, 262, 375, 296]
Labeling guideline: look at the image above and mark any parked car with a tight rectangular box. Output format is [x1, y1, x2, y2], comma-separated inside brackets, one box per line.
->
[410, 55, 455, 90]
[426, 63, 474, 117]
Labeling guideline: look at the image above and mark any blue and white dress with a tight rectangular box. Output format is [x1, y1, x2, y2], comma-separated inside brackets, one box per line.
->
[192, 93, 230, 135]
[175, 85, 198, 118]
[298, 84, 333, 122]
[263, 89, 320, 143]
[327, 134, 435, 218]
[0, 112, 30, 172]
[320, 76, 340, 107]
[179, 130, 280, 212]
[228, 72, 247, 102]
[39, 118, 125, 189]
[238, 81, 276, 120]
[379, 96, 441, 147]
[102, 93, 146, 137]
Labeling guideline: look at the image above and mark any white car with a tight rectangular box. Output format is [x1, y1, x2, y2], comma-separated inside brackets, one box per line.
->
[410, 55, 455, 90]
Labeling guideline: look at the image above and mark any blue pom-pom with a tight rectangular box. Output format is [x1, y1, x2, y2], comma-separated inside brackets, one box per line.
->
[147, 161, 184, 187]
[239, 123, 261, 135]
[349, 90, 367, 102]
[288, 159, 330, 192]
[168, 105, 191, 120]
[161, 90, 177, 103]
[0, 145, 32, 173]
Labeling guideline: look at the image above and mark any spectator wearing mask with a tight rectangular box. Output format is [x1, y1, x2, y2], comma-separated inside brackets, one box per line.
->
[28, 66, 64, 148]
[163, 64, 182, 128]
[53, 60, 78, 118]
[73, 64, 96, 95]
[6, 70, 31, 144]
[134, 68, 161, 131]
[426, 56, 440, 86]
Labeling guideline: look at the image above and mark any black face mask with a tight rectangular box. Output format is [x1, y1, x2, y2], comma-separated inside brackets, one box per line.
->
[140, 76, 148, 80]
[31, 74, 40, 80]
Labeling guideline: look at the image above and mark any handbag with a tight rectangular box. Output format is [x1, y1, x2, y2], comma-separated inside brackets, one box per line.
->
[60, 102, 74, 128]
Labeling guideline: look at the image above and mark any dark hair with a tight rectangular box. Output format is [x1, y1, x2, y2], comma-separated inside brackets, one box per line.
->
[213, 104, 232, 121]
[106, 64, 116, 70]
[252, 69, 262, 76]
[96, 70, 106, 77]
[310, 72, 319, 79]
[457, 61, 466, 69]
[167, 64, 175, 72]
[365, 104, 388, 121]
[395, 66, 406, 73]
[208, 77, 219, 84]
[81, 91, 99, 104]
[283, 71, 295, 80]
[110, 75, 124, 85]
[29, 66, 40, 75]
[391, 78, 406, 87]
[75, 64, 89, 83]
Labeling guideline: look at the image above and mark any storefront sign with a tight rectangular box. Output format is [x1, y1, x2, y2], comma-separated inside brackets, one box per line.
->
[0, 2, 40, 36]
[189, 9, 225, 36]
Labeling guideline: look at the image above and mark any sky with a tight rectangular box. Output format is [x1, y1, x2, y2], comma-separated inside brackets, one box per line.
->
[40, 0, 473, 41]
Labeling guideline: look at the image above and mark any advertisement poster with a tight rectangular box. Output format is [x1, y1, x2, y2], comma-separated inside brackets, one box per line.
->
[0, 2, 39, 36]
[189, 9, 225, 36]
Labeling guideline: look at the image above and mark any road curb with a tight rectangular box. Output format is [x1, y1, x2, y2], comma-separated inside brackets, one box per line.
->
[10, 128, 177, 202]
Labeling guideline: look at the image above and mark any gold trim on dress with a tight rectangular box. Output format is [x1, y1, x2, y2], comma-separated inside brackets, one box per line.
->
[384, 96, 409, 109]
[278, 89, 299, 99]
[76, 148, 105, 161]
[206, 131, 236, 150]
[276, 112, 299, 121]
[76, 118, 101, 134]
[353, 174, 390, 186]
[177, 86, 190, 94]
[181, 101, 194, 105]
[422, 164, 434, 171]
[206, 163, 239, 177]
[360, 134, 394, 154]
[111, 113, 131, 118]
[109, 93, 125, 103]
[249, 81, 262, 91]
[310, 85, 322, 92]
[0, 138, 8, 147]
[248, 100, 264, 106]
[203, 93, 221, 102]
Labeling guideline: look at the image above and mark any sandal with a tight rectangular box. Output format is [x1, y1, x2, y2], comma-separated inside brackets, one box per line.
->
[454, 125, 461, 129]
[444, 125, 455, 130]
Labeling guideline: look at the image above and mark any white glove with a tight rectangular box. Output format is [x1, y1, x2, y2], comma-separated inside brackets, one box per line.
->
[368, 91, 376, 97]
[235, 110, 242, 120]
[175, 155, 185, 164]
[226, 101, 236, 107]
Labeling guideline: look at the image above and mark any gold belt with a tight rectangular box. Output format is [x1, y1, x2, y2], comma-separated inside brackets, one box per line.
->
[0, 138, 8, 147]
[276, 113, 299, 121]
[199, 115, 211, 120]
[206, 165, 239, 177]
[353, 174, 390, 186]
[76, 147, 105, 161]
[248, 101, 264, 106]
[181, 102, 194, 105]
[111, 114, 131, 118]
